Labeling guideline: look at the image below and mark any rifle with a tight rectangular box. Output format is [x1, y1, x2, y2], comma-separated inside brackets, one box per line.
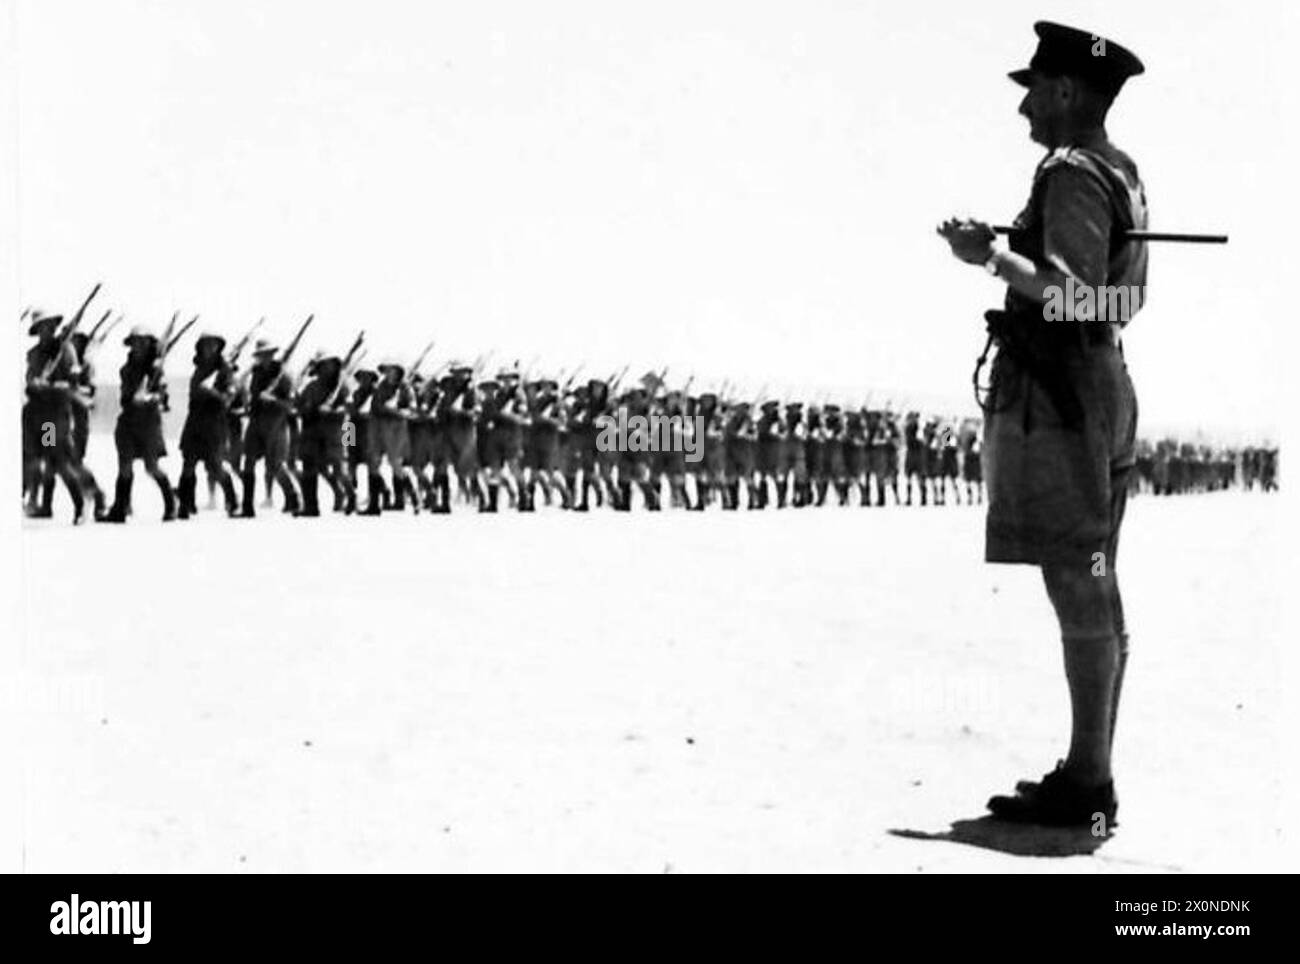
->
[93, 314, 124, 348]
[561, 362, 585, 391]
[278, 314, 315, 368]
[325, 331, 367, 409]
[166, 314, 200, 355]
[145, 313, 198, 410]
[40, 282, 102, 380]
[85, 309, 113, 343]
[608, 363, 631, 393]
[409, 339, 436, 379]
[228, 317, 265, 364]
[159, 311, 180, 350]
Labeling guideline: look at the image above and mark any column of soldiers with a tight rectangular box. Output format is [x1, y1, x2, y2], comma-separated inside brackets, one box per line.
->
[22, 302, 1278, 523]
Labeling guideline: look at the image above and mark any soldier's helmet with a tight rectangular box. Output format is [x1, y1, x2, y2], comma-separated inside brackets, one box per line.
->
[760, 400, 781, 413]
[124, 325, 159, 345]
[316, 350, 343, 367]
[377, 359, 406, 377]
[195, 331, 227, 351]
[497, 367, 521, 383]
[27, 311, 63, 336]
[251, 337, 279, 357]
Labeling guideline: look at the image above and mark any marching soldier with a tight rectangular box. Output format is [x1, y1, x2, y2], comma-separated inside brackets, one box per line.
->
[366, 360, 420, 514]
[430, 363, 479, 513]
[101, 327, 177, 523]
[23, 312, 101, 522]
[755, 399, 786, 509]
[297, 351, 356, 516]
[238, 339, 301, 518]
[177, 332, 240, 518]
[903, 411, 927, 506]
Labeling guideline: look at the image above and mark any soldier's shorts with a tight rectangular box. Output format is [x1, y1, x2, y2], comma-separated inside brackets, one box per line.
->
[983, 342, 1137, 567]
[180, 411, 229, 464]
[756, 440, 783, 474]
[408, 420, 436, 468]
[434, 421, 478, 477]
[844, 442, 865, 477]
[299, 418, 345, 465]
[867, 446, 889, 479]
[942, 449, 959, 478]
[478, 426, 516, 470]
[367, 415, 411, 465]
[243, 415, 289, 465]
[525, 430, 562, 472]
[904, 446, 925, 476]
[725, 440, 755, 477]
[115, 408, 168, 461]
[22, 400, 75, 462]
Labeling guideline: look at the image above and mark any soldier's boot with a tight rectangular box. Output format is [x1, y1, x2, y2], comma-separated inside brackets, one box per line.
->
[175, 473, 193, 520]
[239, 470, 257, 518]
[101, 477, 132, 523]
[433, 474, 452, 514]
[575, 478, 591, 512]
[776, 482, 788, 509]
[38, 476, 56, 516]
[377, 476, 393, 510]
[339, 474, 358, 515]
[487, 483, 500, 512]
[518, 481, 534, 512]
[277, 469, 301, 516]
[299, 468, 321, 517]
[393, 473, 407, 511]
[360, 470, 383, 515]
[152, 470, 177, 521]
[692, 480, 708, 510]
[220, 473, 239, 517]
[919, 481, 928, 506]
[88, 476, 107, 520]
[405, 473, 422, 515]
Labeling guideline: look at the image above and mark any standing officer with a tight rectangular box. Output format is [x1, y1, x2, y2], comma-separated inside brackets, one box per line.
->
[938, 22, 1146, 826]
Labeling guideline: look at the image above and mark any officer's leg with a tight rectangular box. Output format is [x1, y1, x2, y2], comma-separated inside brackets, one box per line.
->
[1041, 563, 1119, 786]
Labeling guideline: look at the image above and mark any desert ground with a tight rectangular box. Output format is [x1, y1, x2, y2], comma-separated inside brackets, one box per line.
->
[12, 459, 1287, 873]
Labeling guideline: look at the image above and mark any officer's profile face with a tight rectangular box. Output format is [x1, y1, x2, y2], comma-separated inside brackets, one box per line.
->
[1017, 72, 1076, 147]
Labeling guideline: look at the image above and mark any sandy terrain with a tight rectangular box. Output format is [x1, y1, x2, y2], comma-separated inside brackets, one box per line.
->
[11, 474, 1287, 872]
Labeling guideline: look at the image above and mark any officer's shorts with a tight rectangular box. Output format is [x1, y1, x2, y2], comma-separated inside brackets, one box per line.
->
[983, 342, 1137, 567]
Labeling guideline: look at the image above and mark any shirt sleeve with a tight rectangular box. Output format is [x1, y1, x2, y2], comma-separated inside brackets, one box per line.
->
[1040, 161, 1113, 289]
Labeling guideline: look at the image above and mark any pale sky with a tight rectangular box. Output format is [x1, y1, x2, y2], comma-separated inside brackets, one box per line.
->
[7, 0, 1295, 440]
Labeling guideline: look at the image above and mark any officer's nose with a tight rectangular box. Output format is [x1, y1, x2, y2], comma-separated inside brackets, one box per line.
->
[1018, 92, 1032, 119]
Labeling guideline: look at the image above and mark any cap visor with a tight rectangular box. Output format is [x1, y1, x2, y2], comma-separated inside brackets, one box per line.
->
[1008, 68, 1035, 87]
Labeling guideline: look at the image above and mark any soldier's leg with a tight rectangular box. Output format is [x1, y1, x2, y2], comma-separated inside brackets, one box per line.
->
[142, 456, 177, 521]
[102, 453, 135, 523]
[204, 455, 239, 516]
[177, 456, 199, 520]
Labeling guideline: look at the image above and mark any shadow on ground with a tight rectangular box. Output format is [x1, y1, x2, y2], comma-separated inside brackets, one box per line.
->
[889, 816, 1111, 858]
